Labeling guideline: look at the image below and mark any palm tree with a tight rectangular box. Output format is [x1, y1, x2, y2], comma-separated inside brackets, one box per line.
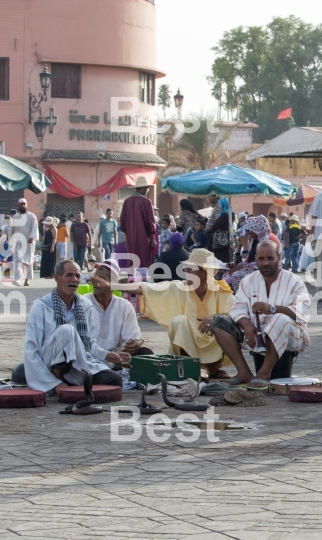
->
[158, 84, 172, 118]
[167, 115, 218, 171]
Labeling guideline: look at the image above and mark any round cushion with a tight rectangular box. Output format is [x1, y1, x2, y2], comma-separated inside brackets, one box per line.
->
[58, 384, 122, 403]
[0, 389, 46, 408]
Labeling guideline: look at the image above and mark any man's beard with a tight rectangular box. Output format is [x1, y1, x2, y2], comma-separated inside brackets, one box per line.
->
[260, 262, 279, 277]
[19, 208, 27, 214]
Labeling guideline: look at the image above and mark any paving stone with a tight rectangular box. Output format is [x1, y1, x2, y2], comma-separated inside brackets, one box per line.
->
[1, 276, 322, 538]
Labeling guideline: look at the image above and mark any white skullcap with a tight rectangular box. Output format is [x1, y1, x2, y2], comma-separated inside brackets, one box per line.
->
[96, 258, 120, 281]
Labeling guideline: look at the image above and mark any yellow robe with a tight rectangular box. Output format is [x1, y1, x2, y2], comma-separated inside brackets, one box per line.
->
[140, 280, 234, 365]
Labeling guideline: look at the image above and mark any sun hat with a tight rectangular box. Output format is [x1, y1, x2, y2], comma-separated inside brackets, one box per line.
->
[290, 214, 300, 222]
[43, 216, 55, 226]
[136, 176, 154, 188]
[17, 198, 27, 204]
[280, 213, 288, 218]
[95, 258, 120, 281]
[238, 211, 247, 219]
[181, 248, 220, 269]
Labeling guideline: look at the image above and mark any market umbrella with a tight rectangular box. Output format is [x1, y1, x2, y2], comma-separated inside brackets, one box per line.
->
[287, 184, 318, 206]
[0, 155, 51, 194]
[161, 164, 297, 198]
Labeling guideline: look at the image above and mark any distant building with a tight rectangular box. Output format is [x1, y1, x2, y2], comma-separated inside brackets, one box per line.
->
[0, 0, 166, 220]
[246, 127, 322, 217]
[212, 121, 259, 152]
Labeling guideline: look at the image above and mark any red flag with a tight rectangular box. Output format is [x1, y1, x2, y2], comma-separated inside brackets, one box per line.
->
[277, 107, 292, 120]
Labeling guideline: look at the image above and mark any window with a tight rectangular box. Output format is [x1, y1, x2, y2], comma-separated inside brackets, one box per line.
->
[51, 63, 81, 98]
[139, 72, 155, 105]
[0, 58, 9, 100]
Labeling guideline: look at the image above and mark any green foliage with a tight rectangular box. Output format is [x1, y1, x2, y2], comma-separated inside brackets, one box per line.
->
[158, 84, 172, 118]
[209, 16, 322, 142]
[167, 115, 227, 171]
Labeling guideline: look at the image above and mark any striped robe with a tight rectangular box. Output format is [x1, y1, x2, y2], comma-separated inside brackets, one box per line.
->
[230, 269, 310, 357]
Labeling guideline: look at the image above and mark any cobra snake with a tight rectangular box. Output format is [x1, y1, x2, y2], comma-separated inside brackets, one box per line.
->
[59, 370, 103, 415]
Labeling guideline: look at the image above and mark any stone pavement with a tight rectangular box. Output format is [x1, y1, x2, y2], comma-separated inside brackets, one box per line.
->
[1, 275, 322, 539]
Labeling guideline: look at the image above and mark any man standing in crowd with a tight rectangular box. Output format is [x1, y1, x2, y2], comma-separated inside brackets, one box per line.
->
[283, 215, 307, 273]
[9, 197, 38, 286]
[280, 213, 288, 236]
[205, 194, 220, 232]
[98, 208, 118, 259]
[24, 260, 125, 393]
[66, 213, 76, 259]
[307, 191, 322, 285]
[120, 176, 156, 268]
[268, 211, 282, 240]
[70, 212, 92, 271]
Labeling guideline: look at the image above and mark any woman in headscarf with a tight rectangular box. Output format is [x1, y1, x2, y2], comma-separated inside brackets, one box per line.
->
[154, 232, 190, 281]
[211, 197, 231, 263]
[225, 214, 281, 293]
[176, 199, 201, 236]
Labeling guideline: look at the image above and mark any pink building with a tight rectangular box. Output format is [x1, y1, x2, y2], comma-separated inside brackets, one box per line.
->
[0, 0, 166, 221]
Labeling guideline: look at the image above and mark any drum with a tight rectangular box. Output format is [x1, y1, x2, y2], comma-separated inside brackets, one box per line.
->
[269, 377, 321, 395]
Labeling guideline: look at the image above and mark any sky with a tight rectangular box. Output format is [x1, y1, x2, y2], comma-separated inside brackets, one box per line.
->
[156, 0, 321, 118]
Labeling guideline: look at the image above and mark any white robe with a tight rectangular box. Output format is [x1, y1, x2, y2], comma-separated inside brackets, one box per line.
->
[24, 293, 110, 392]
[85, 293, 142, 351]
[230, 269, 311, 357]
[9, 212, 38, 265]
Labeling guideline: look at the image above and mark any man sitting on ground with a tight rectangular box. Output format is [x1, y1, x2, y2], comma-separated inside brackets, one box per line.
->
[118, 249, 234, 379]
[85, 259, 153, 357]
[24, 260, 126, 393]
[211, 240, 311, 389]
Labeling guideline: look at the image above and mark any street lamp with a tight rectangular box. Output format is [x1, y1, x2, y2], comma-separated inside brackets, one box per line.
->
[34, 117, 48, 142]
[29, 64, 52, 141]
[174, 88, 184, 119]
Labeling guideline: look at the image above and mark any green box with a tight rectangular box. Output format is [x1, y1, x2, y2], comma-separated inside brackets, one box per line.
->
[129, 354, 200, 385]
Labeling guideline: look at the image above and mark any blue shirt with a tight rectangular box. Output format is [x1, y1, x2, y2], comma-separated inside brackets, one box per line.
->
[99, 218, 117, 244]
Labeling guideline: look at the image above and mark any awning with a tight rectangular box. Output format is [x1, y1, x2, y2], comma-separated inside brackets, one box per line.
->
[90, 167, 157, 196]
[42, 150, 167, 167]
[44, 166, 86, 198]
[44, 165, 156, 198]
[246, 127, 322, 160]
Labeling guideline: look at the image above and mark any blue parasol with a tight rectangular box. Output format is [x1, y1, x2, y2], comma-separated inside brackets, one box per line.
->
[161, 164, 297, 198]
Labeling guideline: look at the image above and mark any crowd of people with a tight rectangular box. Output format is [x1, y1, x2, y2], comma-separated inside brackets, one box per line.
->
[1, 186, 319, 394]
[1, 185, 317, 287]
[1, 189, 312, 287]
[22, 241, 310, 394]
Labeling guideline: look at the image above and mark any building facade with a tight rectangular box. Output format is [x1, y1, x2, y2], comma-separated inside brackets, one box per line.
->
[246, 127, 322, 218]
[0, 0, 165, 220]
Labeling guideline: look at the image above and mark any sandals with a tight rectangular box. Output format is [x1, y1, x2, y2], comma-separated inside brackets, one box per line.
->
[245, 378, 269, 391]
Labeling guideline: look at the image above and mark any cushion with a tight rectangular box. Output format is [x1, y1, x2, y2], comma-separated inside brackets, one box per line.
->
[58, 384, 122, 403]
[289, 385, 322, 403]
[0, 389, 46, 408]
